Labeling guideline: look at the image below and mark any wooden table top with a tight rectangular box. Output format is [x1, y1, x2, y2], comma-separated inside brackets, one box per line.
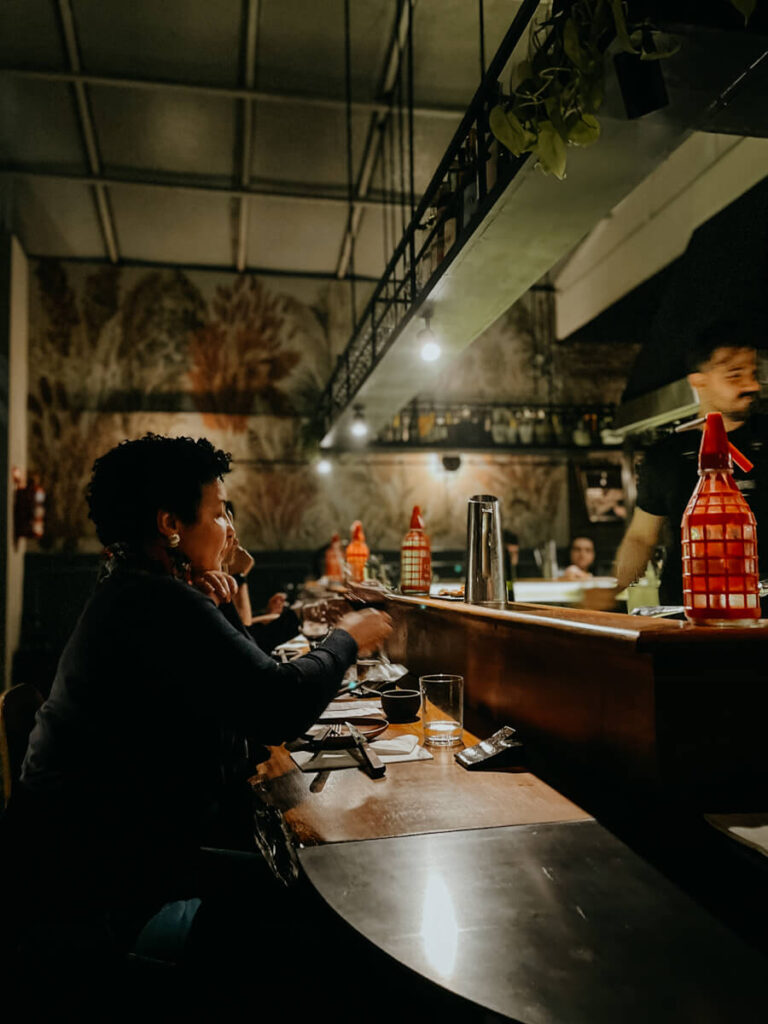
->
[252, 715, 590, 847]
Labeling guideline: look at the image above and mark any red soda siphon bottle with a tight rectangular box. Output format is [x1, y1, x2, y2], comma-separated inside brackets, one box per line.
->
[682, 411, 759, 625]
[400, 505, 432, 595]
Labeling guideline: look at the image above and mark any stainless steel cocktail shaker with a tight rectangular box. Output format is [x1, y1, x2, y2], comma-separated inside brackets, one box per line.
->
[465, 494, 507, 609]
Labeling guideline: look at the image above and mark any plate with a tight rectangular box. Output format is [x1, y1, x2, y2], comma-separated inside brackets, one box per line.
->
[312, 716, 388, 748]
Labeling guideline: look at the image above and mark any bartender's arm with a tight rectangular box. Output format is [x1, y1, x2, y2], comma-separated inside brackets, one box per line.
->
[614, 507, 664, 592]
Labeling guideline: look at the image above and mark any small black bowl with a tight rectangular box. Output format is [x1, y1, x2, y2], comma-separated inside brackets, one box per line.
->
[380, 688, 421, 723]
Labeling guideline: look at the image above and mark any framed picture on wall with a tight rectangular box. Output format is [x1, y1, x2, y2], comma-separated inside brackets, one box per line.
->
[577, 464, 627, 523]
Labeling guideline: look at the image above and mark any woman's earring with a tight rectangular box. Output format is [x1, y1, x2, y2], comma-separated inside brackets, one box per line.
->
[168, 533, 180, 548]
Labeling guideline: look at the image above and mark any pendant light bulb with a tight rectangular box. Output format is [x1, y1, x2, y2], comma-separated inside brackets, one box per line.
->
[350, 405, 368, 439]
[418, 315, 441, 363]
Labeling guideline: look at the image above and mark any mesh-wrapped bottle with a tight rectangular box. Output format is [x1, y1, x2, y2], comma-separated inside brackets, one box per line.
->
[682, 412, 759, 625]
[400, 505, 432, 595]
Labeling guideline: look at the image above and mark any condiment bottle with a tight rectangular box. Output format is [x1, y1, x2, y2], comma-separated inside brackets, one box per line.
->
[324, 532, 344, 582]
[400, 505, 432, 595]
[345, 520, 369, 583]
[682, 411, 759, 625]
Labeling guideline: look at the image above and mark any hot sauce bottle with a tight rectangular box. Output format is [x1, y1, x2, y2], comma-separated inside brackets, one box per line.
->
[345, 520, 369, 583]
[682, 412, 759, 625]
[324, 532, 344, 581]
[400, 505, 432, 595]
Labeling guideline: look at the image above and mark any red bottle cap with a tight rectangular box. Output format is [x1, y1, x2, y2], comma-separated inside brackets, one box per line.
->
[409, 505, 424, 530]
[350, 520, 366, 542]
[698, 412, 753, 473]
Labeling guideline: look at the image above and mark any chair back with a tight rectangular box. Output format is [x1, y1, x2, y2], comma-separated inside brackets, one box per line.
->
[0, 683, 44, 807]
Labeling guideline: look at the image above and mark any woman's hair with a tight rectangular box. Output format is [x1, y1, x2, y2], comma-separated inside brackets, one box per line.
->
[87, 433, 232, 549]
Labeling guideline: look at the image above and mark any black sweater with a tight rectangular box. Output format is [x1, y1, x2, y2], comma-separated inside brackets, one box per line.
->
[10, 567, 356, 937]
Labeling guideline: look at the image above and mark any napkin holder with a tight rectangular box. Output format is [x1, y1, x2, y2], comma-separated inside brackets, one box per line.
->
[454, 726, 525, 771]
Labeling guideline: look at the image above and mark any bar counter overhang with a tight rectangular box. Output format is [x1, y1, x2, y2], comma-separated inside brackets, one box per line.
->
[383, 594, 768, 805]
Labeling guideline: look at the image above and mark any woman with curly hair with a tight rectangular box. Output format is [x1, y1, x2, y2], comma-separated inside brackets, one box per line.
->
[4, 433, 390, 998]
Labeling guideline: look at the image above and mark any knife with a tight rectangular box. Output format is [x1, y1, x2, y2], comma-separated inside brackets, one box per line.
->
[344, 720, 386, 778]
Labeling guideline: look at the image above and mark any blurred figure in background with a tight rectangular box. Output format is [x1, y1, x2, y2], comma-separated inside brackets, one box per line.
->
[559, 536, 596, 581]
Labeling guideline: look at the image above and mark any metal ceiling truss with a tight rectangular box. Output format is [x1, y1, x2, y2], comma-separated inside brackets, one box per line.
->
[1, 67, 463, 121]
[55, 0, 118, 263]
[0, 167, 413, 212]
[233, 0, 260, 271]
[319, 0, 541, 441]
[335, 0, 415, 281]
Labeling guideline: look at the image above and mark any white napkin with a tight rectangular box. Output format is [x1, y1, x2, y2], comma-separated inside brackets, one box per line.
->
[292, 733, 432, 773]
[705, 813, 768, 857]
[320, 699, 382, 719]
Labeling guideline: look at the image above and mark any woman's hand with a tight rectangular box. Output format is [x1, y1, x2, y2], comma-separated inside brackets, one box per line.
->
[192, 570, 238, 605]
[266, 591, 287, 615]
[226, 543, 255, 578]
[335, 608, 393, 656]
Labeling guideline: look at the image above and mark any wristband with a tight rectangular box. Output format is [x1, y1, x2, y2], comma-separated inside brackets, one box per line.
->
[232, 573, 248, 587]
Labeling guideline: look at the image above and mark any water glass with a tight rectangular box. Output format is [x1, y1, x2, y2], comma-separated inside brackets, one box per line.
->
[419, 674, 464, 747]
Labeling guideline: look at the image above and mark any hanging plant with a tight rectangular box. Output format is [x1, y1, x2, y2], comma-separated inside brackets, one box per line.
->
[489, 0, 751, 180]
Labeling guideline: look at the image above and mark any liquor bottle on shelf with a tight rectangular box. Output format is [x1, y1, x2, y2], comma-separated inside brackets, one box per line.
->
[400, 505, 432, 596]
[682, 412, 759, 625]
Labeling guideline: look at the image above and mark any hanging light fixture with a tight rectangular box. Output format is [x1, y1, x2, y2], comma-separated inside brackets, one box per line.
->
[350, 404, 368, 438]
[418, 313, 441, 363]
[316, 457, 332, 475]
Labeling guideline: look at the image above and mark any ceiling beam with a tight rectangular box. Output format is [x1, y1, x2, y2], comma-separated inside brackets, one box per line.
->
[55, 0, 119, 264]
[234, 0, 260, 272]
[2, 167, 412, 211]
[1, 67, 463, 121]
[335, 0, 415, 280]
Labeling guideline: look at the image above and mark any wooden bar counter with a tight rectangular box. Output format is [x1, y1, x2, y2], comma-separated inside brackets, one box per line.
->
[383, 595, 768, 806]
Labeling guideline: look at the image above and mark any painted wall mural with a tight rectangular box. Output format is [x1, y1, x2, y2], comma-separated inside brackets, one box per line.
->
[27, 259, 635, 555]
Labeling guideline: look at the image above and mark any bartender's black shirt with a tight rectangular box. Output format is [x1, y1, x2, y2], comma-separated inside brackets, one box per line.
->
[636, 413, 768, 604]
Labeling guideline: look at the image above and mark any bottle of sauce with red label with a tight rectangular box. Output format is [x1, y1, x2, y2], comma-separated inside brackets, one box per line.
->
[345, 521, 369, 583]
[682, 411, 759, 625]
[400, 505, 432, 595]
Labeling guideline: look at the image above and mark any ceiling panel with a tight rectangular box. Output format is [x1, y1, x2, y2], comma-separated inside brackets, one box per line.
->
[245, 196, 348, 273]
[250, 101, 370, 190]
[110, 188, 234, 266]
[72, 0, 244, 86]
[348, 206, 387, 279]
[258, 0, 392, 101]
[0, 0, 65, 68]
[14, 179, 105, 257]
[91, 88, 236, 182]
[0, 79, 87, 170]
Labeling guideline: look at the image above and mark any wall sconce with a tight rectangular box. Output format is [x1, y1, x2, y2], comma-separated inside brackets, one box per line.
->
[316, 458, 332, 475]
[418, 313, 441, 363]
[350, 405, 368, 439]
[442, 455, 461, 472]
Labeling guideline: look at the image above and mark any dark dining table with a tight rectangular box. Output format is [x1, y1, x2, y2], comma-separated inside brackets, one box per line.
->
[251, 710, 767, 1022]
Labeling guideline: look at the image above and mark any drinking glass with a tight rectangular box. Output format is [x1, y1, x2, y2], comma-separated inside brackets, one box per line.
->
[419, 674, 464, 747]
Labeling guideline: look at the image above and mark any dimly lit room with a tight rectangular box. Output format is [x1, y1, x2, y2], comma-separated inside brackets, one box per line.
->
[1, 0, 767, 1017]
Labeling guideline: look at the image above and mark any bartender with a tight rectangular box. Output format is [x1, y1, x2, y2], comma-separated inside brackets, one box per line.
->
[615, 321, 768, 605]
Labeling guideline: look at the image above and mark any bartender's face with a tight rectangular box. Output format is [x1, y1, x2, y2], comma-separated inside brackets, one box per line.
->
[690, 347, 760, 425]
[177, 477, 234, 574]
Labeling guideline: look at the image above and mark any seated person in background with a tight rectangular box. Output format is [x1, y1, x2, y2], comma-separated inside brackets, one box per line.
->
[222, 502, 344, 652]
[559, 535, 596, 581]
[502, 530, 520, 583]
[1, 433, 391, 994]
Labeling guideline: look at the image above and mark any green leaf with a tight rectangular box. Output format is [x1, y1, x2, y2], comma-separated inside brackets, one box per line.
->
[608, 0, 639, 53]
[535, 121, 567, 180]
[730, 0, 756, 24]
[545, 93, 569, 141]
[489, 105, 536, 157]
[567, 113, 601, 147]
[563, 18, 590, 72]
